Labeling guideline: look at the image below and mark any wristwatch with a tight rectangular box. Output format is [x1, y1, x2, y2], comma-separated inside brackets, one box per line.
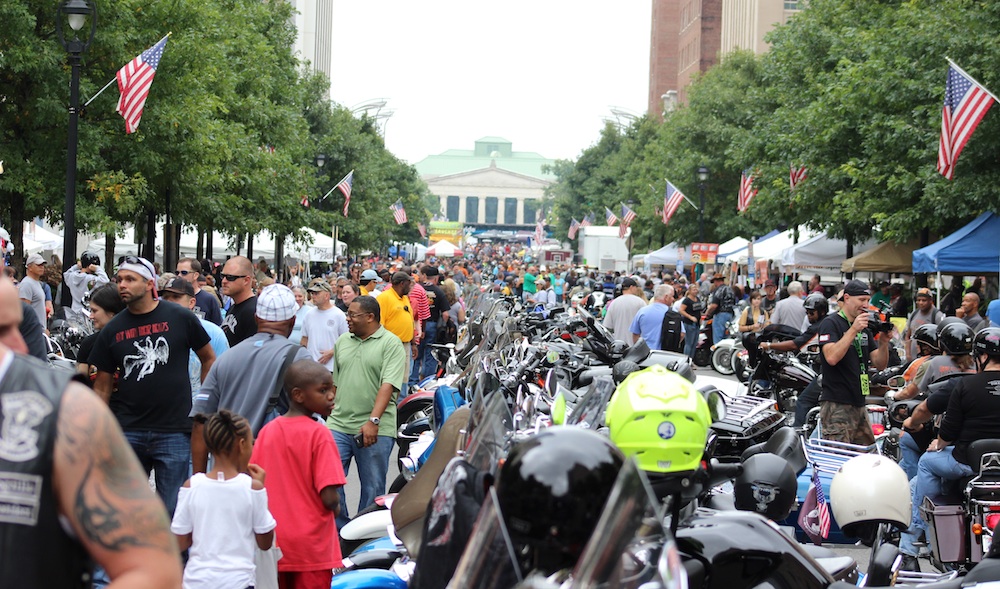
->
[369, 416, 381, 426]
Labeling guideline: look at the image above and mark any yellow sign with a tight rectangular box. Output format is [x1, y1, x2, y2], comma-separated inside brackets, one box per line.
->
[429, 221, 463, 243]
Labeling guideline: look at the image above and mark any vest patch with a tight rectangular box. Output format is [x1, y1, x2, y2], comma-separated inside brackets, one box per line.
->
[0, 391, 54, 462]
[0, 472, 43, 526]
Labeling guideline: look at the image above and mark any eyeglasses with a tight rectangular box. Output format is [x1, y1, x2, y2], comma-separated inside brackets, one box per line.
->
[221, 273, 248, 282]
[347, 311, 371, 318]
[175, 270, 192, 276]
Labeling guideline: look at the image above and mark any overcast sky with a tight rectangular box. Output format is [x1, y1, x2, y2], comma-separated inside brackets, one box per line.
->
[329, 1, 652, 165]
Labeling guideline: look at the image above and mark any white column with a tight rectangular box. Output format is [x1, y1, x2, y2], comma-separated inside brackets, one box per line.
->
[516, 196, 525, 225]
[439, 195, 447, 218]
[478, 196, 486, 223]
[458, 196, 467, 223]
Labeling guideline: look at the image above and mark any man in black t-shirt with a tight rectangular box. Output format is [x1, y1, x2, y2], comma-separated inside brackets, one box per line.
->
[816, 279, 889, 445]
[89, 256, 215, 516]
[412, 265, 450, 383]
[220, 255, 258, 346]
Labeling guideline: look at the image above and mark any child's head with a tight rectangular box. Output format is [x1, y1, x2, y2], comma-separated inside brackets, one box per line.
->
[195, 410, 253, 468]
[285, 359, 335, 418]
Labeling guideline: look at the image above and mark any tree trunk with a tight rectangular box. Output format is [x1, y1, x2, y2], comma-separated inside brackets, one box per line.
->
[144, 211, 156, 264]
[196, 227, 204, 261]
[9, 193, 25, 271]
[206, 222, 214, 261]
[105, 232, 116, 275]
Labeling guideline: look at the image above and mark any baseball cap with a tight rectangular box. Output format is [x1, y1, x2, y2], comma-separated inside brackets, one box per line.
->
[843, 279, 871, 297]
[360, 269, 382, 283]
[307, 279, 332, 293]
[916, 287, 933, 299]
[25, 253, 46, 266]
[764, 279, 777, 288]
[621, 277, 638, 289]
[391, 271, 412, 285]
[712, 274, 725, 282]
[161, 277, 195, 297]
[422, 266, 440, 278]
[256, 284, 297, 322]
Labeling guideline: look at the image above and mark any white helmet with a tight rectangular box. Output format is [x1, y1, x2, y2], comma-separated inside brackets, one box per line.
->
[830, 454, 911, 538]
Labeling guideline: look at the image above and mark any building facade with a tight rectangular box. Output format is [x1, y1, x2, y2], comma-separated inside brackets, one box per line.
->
[415, 138, 554, 231]
[720, 0, 803, 55]
[289, 0, 333, 95]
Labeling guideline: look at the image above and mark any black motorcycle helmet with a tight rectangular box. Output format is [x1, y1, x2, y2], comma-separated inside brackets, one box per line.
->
[973, 327, 1000, 359]
[938, 322, 974, 356]
[734, 453, 798, 521]
[935, 316, 963, 337]
[912, 323, 939, 353]
[80, 251, 101, 268]
[611, 360, 642, 385]
[495, 427, 624, 575]
[803, 292, 827, 314]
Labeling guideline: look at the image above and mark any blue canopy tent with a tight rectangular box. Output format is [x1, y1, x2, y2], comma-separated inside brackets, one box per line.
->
[912, 212, 1000, 274]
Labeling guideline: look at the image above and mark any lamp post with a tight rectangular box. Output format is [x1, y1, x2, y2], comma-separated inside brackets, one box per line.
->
[696, 165, 709, 243]
[57, 0, 96, 307]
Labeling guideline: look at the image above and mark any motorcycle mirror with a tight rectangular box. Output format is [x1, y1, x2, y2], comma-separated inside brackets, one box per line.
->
[805, 343, 820, 354]
[886, 375, 906, 389]
[705, 390, 727, 423]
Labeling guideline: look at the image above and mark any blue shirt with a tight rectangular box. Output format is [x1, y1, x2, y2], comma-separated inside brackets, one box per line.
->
[629, 302, 670, 351]
[987, 298, 1000, 328]
[190, 318, 230, 397]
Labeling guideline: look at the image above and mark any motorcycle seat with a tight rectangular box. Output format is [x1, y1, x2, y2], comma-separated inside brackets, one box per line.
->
[740, 427, 806, 474]
[813, 556, 857, 580]
[967, 482, 1000, 501]
[799, 543, 838, 560]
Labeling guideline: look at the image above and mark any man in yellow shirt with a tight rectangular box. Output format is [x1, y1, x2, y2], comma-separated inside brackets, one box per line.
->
[359, 269, 382, 296]
[377, 271, 417, 391]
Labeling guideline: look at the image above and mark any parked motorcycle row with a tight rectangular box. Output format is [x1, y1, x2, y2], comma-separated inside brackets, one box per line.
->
[329, 288, 1000, 589]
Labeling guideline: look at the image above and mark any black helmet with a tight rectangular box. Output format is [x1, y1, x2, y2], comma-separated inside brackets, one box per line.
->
[81, 251, 101, 267]
[938, 322, 974, 356]
[912, 324, 939, 352]
[734, 453, 798, 521]
[611, 360, 641, 385]
[803, 293, 827, 313]
[936, 316, 964, 337]
[973, 327, 1000, 358]
[495, 427, 624, 575]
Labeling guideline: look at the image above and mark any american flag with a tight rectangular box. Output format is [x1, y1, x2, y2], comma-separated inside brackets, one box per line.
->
[938, 63, 996, 179]
[116, 35, 169, 134]
[417, 222, 427, 238]
[813, 468, 831, 539]
[605, 207, 619, 226]
[390, 199, 407, 224]
[663, 180, 685, 225]
[336, 170, 354, 216]
[580, 212, 595, 227]
[619, 203, 636, 239]
[534, 217, 546, 245]
[568, 218, 581, 240]
[737, 169, 758, 212]
[790, 165, 808, 191]
[300, 195, 309, 208]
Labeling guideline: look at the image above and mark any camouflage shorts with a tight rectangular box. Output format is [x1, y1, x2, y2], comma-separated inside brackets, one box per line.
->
[819, 401, 875, 446]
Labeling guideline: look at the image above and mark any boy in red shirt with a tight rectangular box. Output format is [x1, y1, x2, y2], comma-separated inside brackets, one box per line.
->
[251, 359, 346, 589]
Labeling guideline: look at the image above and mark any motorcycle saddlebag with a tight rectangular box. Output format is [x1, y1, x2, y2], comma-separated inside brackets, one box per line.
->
[920, 494, 967, 563]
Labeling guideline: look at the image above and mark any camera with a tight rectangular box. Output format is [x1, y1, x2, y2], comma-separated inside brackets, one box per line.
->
[868, 310, 893, 333]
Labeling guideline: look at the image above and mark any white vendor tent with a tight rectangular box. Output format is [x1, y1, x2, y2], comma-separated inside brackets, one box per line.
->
[645, 243, 692, 266]
[426, 239, 463, 257]
[780, 232, 877, 272]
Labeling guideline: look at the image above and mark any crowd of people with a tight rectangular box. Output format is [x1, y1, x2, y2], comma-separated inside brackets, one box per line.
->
[5, 240, 1000, 586]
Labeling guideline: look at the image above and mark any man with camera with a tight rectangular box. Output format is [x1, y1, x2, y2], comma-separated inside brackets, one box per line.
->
[816, 279, 891, 445]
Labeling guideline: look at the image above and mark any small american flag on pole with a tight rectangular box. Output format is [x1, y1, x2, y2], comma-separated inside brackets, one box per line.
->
[619, 203, 636, 239]
[790, 165, 808, 191]
[938, 62, 996, 180]
[813, 468, 832, 539]
[737, 169, 758, 212]
[300, 195, 309, 208]
[116, 35, 169, 134]
[390, 199, 407, 224]
[567, 218, 581, 240]
[580, 212, 595, 227]
[417, 223, 427, 239]
[605, 207, 619, 226]
[534, 217, 545, 245]
[335, 170, 354, 216]
[663, 180, 685, 225]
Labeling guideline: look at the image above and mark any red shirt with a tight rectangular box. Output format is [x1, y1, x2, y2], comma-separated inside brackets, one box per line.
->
[250, 416, 346, 571]
[408, 283, 431, 322]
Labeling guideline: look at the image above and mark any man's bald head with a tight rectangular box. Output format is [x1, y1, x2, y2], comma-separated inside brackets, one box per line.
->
[0, 277, 27, 354]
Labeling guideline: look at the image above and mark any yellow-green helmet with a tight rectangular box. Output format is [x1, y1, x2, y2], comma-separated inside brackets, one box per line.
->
[606, 364, 711, 474]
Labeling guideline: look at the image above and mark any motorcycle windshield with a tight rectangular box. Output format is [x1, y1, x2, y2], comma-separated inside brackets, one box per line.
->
[466, 392, 514, 475]
[448, 488, 523, 589]
[566, 376, 616, 428]
[572, 459, 684, 589]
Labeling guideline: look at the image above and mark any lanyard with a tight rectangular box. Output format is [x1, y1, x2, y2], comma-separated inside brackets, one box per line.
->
[840, 310, 871, 395]
[839, 310, 865, 359]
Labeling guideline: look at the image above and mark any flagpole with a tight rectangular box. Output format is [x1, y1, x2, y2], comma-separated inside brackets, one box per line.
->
[665, 178, 700, 210]
[85, 32, 172, 108]
[946, 57, 1000, 103]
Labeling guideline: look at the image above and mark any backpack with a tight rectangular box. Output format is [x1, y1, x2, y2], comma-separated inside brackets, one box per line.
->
[436, 317, 458, 345]
[659, 309, 685, 353]
[715, 286, 736, 313]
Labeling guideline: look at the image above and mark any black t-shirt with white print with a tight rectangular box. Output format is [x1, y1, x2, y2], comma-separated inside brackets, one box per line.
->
[89, 301, 211, 432]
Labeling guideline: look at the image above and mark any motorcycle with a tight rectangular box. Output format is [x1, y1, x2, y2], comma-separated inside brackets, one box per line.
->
[710, 316, 743, 376]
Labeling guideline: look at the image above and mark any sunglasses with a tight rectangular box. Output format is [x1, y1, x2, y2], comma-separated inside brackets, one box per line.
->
[221, 273, 248, 282]
[175, 269, 192, 276]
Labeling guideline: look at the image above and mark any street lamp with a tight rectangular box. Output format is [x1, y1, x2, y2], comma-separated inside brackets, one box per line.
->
[314, 153, 327, 169]
[56, 0, 96, 307]
[696, 165, 709, 243]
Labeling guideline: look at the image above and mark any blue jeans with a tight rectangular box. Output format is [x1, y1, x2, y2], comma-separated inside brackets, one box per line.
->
[684, 322, 699, 358]
[899, 432, 923, 481]
[123, 431, 191, 517]
[793, 377, 822, 427]
[713, 312, 734, 345]
[331, 431, 394, 530]
[899, 447, 973, 556]
[409, 321, 438, 386]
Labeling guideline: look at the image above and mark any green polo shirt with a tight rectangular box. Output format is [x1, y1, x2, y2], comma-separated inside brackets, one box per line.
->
[327, 325, 406, 437]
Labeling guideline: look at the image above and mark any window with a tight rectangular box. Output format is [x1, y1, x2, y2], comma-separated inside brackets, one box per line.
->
[446, 196, 460, 222]
[466, 196, 479, 224]
[784, 0, 801, 8]
[504, 198, 518, 225]
[523, 200, 539, 224]
[485, 197, 498, 224]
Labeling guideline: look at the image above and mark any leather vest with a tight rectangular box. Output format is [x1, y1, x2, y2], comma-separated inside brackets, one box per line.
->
[0, 354, 91, 588]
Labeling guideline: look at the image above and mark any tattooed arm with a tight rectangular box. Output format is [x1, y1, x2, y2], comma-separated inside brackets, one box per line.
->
[53, 382, 182, 588]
